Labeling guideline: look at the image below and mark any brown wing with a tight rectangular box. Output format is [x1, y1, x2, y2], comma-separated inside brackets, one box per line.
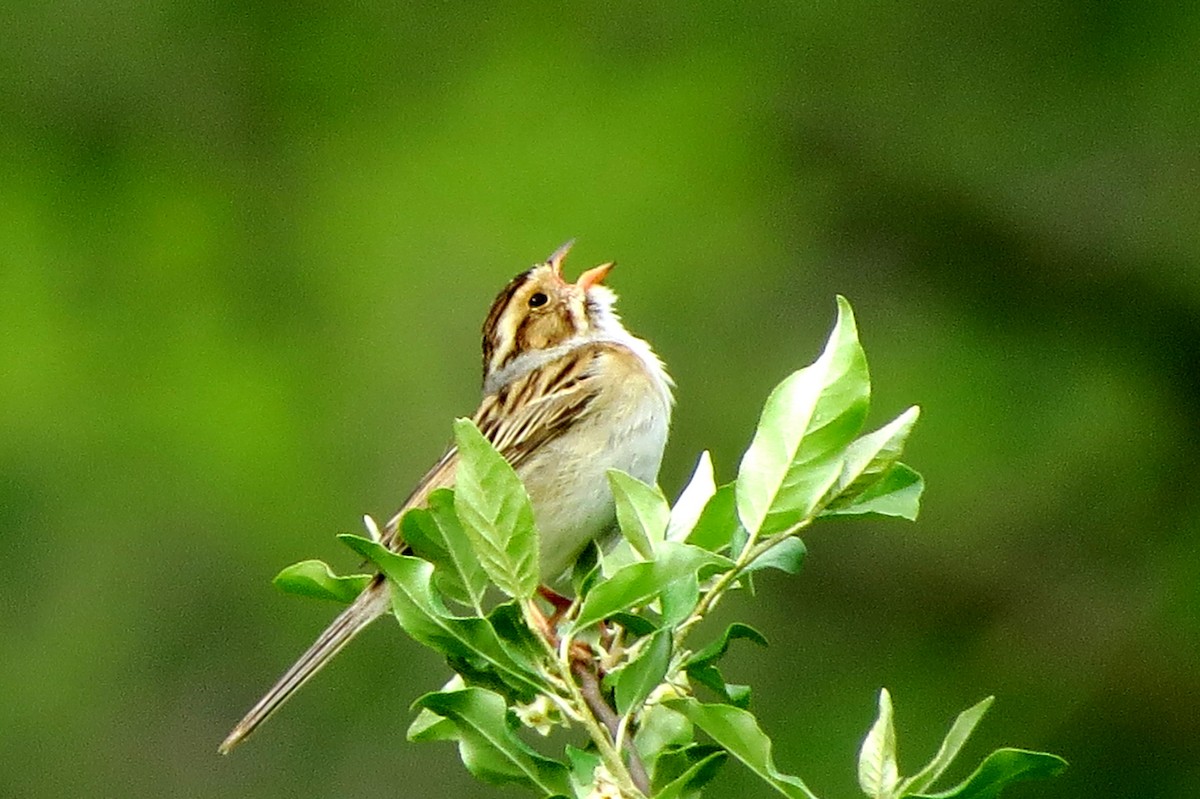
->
[380, 344, 607, 550]
[475, 344, 605, 468]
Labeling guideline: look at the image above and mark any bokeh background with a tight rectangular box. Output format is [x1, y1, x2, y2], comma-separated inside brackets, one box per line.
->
[3, 2, 1198, 797]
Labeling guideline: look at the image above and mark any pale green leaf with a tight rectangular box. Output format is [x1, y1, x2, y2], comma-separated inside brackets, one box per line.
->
[907, 748, 1067, 799]
[272, 560, 370, 604]
[653, 749, 727, 799]
[666, 451, 717, 542]
[572, 543, 730, 632]
[685, 483, 739, 552]
[859, 688, 899, 799]
[452, 418, 538, 598]
[615, 630, 672, 714]
[407, 674, 466, 742]
[673, 699, 821, 799]
[598, 537, 641, 578]
[608, 469, 670, 559]
[726, 683, 752, 709]
[566, 746, 603, 799]
[745, 537, 807, 574]
[339, 534, 542, 700]
[660, 572, 700, 628]
[821, 464, 924, 521]
[827, 406, 920, 505]
[899, 696, 994, 796]
[736, 296, 870, 538]
[415, 687, 571, 796]
[405, 709, 459, 743]
[635, 704, 694, 776]
[402, 489, 489, 612]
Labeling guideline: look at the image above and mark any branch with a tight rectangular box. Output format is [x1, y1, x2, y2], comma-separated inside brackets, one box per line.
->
[574, 659, 651, 796]
[521, 599, 646, 798]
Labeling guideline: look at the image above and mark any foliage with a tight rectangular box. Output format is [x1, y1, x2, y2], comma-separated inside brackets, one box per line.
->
[274, 297, 1064, 798]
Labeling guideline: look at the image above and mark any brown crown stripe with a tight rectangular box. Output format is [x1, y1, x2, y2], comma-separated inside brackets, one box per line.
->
[481, 268, 533, 378]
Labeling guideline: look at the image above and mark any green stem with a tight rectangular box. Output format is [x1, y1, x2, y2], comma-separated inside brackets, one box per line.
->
[672, 519, 813, 652]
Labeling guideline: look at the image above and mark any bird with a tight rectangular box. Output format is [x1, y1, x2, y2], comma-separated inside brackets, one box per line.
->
[219, 241, 673, 753]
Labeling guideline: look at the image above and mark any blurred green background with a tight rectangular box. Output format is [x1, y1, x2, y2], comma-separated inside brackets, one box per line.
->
[3, 2, 1198, 797]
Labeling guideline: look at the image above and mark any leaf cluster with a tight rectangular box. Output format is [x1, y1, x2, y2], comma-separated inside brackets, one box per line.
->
[271, 297, 1064, 798]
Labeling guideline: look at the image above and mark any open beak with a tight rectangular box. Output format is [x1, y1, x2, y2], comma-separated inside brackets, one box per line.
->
[576, 261, 614, 291]
[547, 239, 576, 279]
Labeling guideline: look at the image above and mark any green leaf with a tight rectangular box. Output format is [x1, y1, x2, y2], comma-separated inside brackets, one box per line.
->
[899, 696, 994, 796]
[407, 707, 459, 743]
[821, 463, 924, 521]
[414, 687, 571, 796]
[486, 601, 551, 677]
[572, 543, 730, 632]
[736, 296, 870, 537]
[684, 624, 767, 706]
[673, 699, 820, 799]
[826, 406, 920, 506]
[339, 534, 543, 700]
[660, 573, 700, 628]
[685, 660, 728, 701]
[745, 537, 807, 574]
[859, 688, 899, 799]
[636, 704, 694, 776]
[407, 674, 466, 743]
[272, 560, 370, 604]
[666, 451, 717, 542]
[653, 747, 727, 799]
[686, 623, 769, 672]
[608, 469, 670, 559]
[686, 664, 752, 708]
[726, 683, 752, 709]
[615, 629, 672, 714]
[570, 541, 601, 598]
[608, 611, 660, 639]
[907, 748, 1068, 799]
[452, 418, 538, 599]
[402, 489, 489, 612]
[730, 524, 749, 561]
[685, 483, 739, 552]
[599, 538, 641, 578]
[566, 746, 603, 799]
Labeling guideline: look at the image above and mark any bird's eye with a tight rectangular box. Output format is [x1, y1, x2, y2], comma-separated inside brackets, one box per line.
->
[528, 292, 549, 308]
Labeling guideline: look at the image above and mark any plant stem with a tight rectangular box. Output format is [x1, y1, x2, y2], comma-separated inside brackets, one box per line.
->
[574, 660, 650, 795]
[521, 599, 646, 798]
[672, 519, 812, 651]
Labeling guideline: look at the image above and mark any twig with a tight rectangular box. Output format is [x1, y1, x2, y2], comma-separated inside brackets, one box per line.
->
[521, 599, 644, 798]
[672, 520, 814, 651]
[574, 660, 650, 796]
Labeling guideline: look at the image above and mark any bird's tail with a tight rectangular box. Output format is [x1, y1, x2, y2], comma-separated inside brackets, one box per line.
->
[218, 578, 391, 754]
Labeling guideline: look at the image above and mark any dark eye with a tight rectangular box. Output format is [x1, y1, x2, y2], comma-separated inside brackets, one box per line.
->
[528, 292, 548, 308]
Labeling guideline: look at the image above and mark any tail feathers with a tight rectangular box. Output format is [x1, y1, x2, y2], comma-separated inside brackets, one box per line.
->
[219, 579, 391, 754]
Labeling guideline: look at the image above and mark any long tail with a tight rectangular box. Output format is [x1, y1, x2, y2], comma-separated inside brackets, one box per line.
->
[218, 577, 392, 754]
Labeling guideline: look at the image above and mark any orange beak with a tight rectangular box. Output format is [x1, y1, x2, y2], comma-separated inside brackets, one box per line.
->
[576, 261, 614, 291]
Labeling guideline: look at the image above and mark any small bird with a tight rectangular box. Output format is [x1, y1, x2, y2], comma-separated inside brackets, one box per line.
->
[219, 241, 673, 753]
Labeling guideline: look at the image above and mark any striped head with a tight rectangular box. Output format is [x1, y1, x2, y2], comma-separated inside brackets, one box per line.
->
[481, 241, 619, 384]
